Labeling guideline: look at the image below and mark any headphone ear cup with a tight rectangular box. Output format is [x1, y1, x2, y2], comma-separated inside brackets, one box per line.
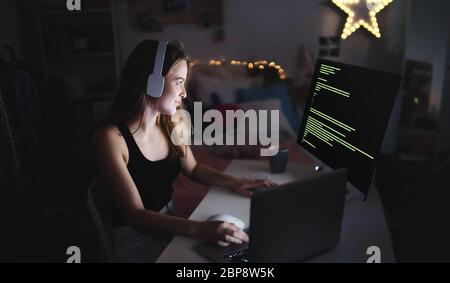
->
[159, 77, 165, 97]
[147, 75, 165, 98]
[146, 41, 168, 98]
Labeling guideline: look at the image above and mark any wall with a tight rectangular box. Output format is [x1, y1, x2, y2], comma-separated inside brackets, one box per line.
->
[404, 0, 450, 153]
[405, 0, 450, 116]
[114, 0, 406, 74]
[113, 0, 407, 153]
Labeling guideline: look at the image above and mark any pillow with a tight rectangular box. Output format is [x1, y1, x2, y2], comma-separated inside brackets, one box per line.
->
[237, 99, 297, 139]
[193, 72, 259, 107]
[237, 83, 300, 132]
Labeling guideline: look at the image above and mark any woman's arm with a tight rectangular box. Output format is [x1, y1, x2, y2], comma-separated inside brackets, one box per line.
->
[181, 146, 277, 197]
[93, 127, 247, 246]
[93, 127, 194, 235]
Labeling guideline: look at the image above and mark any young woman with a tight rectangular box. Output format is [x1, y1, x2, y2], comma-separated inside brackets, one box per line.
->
[93, 40, 275, 262]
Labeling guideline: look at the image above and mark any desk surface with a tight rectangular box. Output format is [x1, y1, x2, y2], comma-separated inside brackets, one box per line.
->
[157, 160, 395, 263]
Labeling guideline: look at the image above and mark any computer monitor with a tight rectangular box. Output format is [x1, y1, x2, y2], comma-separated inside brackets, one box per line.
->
[297, 59, 402, 197]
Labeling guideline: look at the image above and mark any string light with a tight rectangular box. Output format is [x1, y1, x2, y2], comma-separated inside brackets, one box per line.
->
[203, 58, 287, 79]
[331, 0, 394, 40]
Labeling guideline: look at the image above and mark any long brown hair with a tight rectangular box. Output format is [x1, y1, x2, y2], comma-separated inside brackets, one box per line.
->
[103, 40, 189, 158]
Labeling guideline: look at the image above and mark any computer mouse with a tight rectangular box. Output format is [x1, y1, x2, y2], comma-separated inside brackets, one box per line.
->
[207, 213, 245, 230]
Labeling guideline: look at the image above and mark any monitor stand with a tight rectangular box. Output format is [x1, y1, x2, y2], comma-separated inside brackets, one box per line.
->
[345, 184, 364, 201]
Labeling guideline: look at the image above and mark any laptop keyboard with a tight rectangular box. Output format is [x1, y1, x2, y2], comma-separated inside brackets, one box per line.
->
[224, 248, 249, 263]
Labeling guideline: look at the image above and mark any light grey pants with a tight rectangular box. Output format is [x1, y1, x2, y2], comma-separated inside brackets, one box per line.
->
[112, 200, 178, 263]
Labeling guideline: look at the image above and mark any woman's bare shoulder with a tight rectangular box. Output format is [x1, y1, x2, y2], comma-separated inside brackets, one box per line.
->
[93, 125, 127, 156]
[94, 125, 121, 142]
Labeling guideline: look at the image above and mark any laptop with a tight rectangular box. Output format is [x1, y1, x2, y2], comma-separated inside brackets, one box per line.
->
[194, 168, 348, 263]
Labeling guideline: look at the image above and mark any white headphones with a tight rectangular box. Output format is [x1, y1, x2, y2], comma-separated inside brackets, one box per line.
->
[146, 40, 168, 98]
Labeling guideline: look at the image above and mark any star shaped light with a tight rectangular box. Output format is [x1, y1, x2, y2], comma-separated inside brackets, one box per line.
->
[332, 0, 394, 39]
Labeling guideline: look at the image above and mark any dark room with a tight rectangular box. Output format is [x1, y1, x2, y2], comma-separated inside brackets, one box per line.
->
[1, 0, 450, 267]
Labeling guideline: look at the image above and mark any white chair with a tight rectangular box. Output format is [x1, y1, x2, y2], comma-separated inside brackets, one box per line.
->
[87, 178, 115, 262]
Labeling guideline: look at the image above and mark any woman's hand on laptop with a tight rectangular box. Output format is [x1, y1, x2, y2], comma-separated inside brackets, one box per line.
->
[230, 177, 277, 197]
[193, 221, 249, 247]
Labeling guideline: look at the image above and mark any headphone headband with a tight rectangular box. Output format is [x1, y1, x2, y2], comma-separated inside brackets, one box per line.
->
[146, 41, 168, 98]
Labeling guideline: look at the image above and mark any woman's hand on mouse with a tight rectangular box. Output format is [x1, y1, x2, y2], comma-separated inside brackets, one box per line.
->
[192, 221, 249, 247]
[229, 177, 277, 197]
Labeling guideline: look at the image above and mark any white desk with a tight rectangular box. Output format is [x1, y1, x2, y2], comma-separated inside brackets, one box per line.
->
[157, 160, 395, 263]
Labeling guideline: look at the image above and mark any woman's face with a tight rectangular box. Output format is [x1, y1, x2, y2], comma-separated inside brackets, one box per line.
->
[154, 59, 188, 115]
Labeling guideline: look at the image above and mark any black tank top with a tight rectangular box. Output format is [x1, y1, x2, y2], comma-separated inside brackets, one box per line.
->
[113, 122, 181, 227]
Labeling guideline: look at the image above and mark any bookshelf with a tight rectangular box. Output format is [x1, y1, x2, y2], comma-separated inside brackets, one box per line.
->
[35, 0, 119, 186]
